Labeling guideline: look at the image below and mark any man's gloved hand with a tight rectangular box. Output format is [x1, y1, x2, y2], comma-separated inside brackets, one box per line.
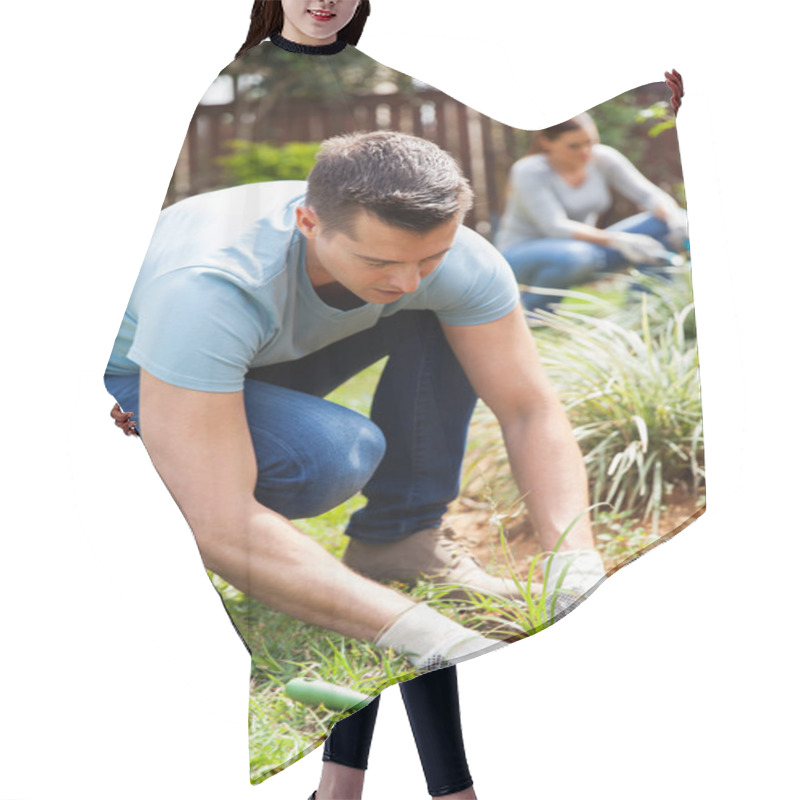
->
[540, 549, 607, 623]
[543, 549, 606, 596]
[375, 602, 506, 670]
[607, 231, 670, 264]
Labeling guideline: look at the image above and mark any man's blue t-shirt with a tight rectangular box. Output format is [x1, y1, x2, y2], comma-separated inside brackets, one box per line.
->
[106, 180, 519, 392]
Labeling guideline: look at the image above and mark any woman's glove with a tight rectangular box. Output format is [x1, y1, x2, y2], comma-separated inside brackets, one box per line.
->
[607, 231, 671, 264]
[663, 205, 689, 249]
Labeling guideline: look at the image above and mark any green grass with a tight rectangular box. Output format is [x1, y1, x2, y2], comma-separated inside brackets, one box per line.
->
[324, 358, 386, 416]
[408, 516, 592, 643]
[211, 565, 420, 782]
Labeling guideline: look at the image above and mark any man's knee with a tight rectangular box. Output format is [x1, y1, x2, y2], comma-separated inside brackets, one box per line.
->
[254, 409, 386, 519]
[311, 412, 386, 510]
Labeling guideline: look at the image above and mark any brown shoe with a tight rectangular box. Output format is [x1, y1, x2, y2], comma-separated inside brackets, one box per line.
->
[342, 525, 540, 600]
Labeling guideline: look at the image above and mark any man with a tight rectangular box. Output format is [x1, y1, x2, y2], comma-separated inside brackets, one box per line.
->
[105, 131, 605, 667]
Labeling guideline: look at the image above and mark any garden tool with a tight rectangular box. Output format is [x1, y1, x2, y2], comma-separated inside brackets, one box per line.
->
[286, 677, 373, 712]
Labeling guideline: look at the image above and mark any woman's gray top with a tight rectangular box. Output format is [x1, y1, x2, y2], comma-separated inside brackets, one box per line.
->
[494, 143, 673, 250]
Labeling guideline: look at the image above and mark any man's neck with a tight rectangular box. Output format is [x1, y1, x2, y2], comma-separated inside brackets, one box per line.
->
[304, 241, 365, 310]
[313, 283, 366, 311]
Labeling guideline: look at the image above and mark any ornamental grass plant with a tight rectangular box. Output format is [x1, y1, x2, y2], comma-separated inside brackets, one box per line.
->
[466, 267, 703, 533]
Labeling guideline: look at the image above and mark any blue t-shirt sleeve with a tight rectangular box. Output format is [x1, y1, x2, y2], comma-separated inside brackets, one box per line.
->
[127, 270, 271, 392]
[423, 227, 520, 326]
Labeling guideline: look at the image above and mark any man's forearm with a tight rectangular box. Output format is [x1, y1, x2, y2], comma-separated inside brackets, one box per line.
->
[197, 504, 414, 641]
[501, 404, 594, 552]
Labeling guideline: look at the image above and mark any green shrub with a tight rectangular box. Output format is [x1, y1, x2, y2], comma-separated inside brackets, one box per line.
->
[218, 140, 321, 185]
[607, 267, 697, 341]
[637, 100, 676, 138]
[540, 297, 702, 526]
[466, 271, 703, 532]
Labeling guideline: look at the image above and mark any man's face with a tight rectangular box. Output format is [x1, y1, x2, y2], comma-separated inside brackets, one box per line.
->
[299, 207, 461, 305]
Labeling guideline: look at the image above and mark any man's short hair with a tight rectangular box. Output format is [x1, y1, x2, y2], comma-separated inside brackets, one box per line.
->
[306, 131, 475, 237]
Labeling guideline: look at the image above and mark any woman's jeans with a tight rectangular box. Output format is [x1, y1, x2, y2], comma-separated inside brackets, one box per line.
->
[323, 666, 473, 797]
[501, 212, 672, 310]
[103, 310, 477, 543]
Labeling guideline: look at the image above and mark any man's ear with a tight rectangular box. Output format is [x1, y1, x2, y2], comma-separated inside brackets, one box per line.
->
[295, 205, 321, 239]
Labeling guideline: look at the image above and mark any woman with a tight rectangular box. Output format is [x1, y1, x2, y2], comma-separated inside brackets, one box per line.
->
[495, 112, 689, 311]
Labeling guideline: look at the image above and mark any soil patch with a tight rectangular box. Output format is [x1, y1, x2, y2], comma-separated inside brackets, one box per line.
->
[446, 491, 705, 583]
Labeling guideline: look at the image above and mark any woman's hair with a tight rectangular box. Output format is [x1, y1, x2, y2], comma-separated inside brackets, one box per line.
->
[306, 131, 475, 236]
[528, 112, 598, 153]
[236, 0, 372, 59]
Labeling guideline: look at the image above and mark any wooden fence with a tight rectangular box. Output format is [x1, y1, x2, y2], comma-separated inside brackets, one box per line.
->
[165, 84, 676, 239]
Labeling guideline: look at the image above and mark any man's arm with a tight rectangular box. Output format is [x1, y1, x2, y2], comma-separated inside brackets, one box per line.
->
[137, 369, 414, 640]
[442, 307, 594, 552]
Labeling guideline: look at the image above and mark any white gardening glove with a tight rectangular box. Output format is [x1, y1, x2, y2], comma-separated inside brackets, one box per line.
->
[607, 231, 670, 265]
[543, 549, 606, 595]
[375, 602, 506, 670]
[537, 549, 607, 623]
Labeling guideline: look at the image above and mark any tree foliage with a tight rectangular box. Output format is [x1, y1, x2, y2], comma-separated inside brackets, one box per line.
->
[222, 45, 420, 101]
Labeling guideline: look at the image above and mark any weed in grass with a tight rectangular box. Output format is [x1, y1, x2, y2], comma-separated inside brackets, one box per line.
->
[593, 507, 654, 563]
[413, 512, 594, 639]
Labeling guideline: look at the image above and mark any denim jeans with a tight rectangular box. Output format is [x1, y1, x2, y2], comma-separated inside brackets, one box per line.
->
[500, 212, 672, 310]
[103, 310, 477, 543]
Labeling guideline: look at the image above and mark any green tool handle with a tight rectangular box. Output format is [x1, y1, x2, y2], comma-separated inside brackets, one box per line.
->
[285, 678, 373, 711]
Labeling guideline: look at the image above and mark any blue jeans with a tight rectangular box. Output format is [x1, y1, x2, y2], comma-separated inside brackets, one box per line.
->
[500, 212, 672, 310]
[104, 310, 477, 543]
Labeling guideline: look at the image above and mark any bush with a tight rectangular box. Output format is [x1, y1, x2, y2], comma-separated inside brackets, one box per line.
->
[606, 267, 697, 341]
[465, 270, 703, 532]
[218, 140, 321, 185]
